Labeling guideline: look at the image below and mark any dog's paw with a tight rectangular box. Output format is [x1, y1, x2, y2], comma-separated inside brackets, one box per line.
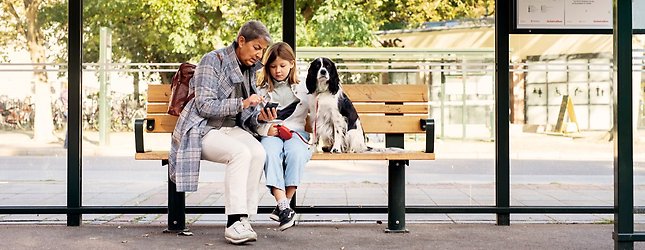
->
[330, 147, 342, 153]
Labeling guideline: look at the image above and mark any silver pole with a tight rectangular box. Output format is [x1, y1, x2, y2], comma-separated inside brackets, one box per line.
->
[98, 27, 112, 145]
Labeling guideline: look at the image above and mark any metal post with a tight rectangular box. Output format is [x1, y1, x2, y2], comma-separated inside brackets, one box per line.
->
[290, 192, 297, 209]
[424, 119, 435, 153]
[166, 170, 186, 233]
[67, 0, 82, 227]
[440, 61, 446, 138]
[494, 0, 510, 226]
[587, 60, 592, 130]
[282, 0, 296, 53]
[461, 58, 467, 140]
[385, 133, 407, 233]
[386, 159, 407, 233]
[283, 0, 297, 214]
[633, 52, 641, 136]
[613, 0, 634, 249]
[385, 100, 406, 232]
[98, 27, 112, 145]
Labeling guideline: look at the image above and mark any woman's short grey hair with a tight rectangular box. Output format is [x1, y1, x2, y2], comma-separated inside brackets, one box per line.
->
[238, 20, 272, 44]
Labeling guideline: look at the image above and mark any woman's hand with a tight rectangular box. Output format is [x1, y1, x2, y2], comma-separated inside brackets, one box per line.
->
[258, 106, 278, 122]
[243, 94, 263, 109]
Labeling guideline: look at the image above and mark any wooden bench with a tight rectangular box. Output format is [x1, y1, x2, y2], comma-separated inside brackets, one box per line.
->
[135, 84, 435, 233]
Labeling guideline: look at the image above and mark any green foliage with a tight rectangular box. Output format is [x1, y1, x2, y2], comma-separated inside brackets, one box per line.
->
[1, 0, 57, 62]
[41, 0, 257, 65]
[38, 0, 389, 66]
[305, 0, 378, 47]
[0, 1, 23, 45]
[389, 0, 495, 28]
[6, 0, 496, 74]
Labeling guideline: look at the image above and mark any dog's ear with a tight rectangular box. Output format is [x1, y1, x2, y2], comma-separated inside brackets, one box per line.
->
[306, 60, 318, 94]
[328, 60, 340, 95]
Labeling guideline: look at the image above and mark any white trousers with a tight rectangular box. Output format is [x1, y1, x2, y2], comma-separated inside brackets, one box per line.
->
[201, 127, 265, 215]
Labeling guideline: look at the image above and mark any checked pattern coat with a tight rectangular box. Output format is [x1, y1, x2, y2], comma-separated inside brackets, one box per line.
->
[169, 43, 263, 192]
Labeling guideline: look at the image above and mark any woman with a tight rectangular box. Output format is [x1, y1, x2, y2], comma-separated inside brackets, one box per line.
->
[169, 20, 275, 244]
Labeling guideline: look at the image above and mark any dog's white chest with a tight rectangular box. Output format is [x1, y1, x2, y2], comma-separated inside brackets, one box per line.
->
[315, 94, 339, 115]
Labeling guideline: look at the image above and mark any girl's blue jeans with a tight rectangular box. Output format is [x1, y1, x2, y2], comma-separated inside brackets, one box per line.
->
[261, 130, 311, 191]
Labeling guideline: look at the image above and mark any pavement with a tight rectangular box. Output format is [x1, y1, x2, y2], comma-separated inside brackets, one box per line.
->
[1, 126, 645, 248]
[0, 223, 625, 249]
[2, 124, 644, 160]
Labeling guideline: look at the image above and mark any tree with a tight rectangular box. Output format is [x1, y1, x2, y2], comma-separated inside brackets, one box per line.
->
[38, 0, 490, 100]
[1, 0, 58, 142]
[40, 0, 380, 92]
[386, 0, 495, 28]
[43, 0, 266, 83]
[301, 0, 379, 47]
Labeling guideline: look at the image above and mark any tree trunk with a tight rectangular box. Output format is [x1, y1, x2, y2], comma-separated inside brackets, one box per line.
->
[133, 72, 140, 107]
[160, 71, 173, 85]
[26, 0, 56, 142]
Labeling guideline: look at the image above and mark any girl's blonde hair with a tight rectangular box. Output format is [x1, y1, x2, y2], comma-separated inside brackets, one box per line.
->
[257, 42, 299, 92]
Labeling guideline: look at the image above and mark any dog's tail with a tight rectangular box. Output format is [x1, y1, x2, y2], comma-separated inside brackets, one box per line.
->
[365, 146, 408, 153]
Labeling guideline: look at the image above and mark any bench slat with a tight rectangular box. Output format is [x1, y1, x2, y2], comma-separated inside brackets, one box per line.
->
[311, 152, 435, 160]
[147, 84, 429, 103]
[147, 103, 169, 114]
[145, 115, 178, 133]
[360, 115, 427, 133]
[353, 104, 427, 114]
[145, 114, 427, 134]
[136, 151, 435, 161]
[343, 85, 428, 103]
[149, 103, 427, 115]
[136, 151, 170, 160]
[148, 84, 172, 102]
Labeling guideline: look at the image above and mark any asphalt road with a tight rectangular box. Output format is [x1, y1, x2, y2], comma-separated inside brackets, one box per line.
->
[0, 223, 622, 250]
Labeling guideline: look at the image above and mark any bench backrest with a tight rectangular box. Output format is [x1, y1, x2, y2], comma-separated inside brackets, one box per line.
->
[143, 84, 429, 134]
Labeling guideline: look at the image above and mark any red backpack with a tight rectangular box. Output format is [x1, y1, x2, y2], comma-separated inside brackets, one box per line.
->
[167, 62, 196, 116]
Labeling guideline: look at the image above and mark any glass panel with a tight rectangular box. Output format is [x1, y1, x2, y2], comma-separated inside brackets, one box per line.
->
[293, 2, 498, 212]
[510, 40, 614, 223]
[634, 39, 645, 231]
[0, 0, 68, 222]
[75, 1, 288, 223]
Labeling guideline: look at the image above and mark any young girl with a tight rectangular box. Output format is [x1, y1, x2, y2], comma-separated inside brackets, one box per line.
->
[256, 42, 311, 231]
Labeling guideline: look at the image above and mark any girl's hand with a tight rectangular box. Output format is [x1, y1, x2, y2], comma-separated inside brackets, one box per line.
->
[268, 125, 279, 136]
[258, 107, 278, 122]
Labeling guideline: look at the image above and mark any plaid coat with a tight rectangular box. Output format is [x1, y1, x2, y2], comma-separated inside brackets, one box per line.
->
[168, 43, 263, 192]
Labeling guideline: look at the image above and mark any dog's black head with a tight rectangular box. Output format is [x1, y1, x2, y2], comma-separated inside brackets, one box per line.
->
[306, 57, 340, 95]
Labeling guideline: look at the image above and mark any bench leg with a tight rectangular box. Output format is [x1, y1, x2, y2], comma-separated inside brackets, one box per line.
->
[290, 191, 297, 209]
[386, 160, 408, 233]
[162, 160, 191, 235]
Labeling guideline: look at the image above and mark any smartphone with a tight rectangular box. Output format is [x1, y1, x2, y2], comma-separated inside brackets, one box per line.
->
[263, 102, 279, 113]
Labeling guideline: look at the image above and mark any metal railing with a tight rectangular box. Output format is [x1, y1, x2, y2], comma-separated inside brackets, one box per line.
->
[2, 49, 644, 135]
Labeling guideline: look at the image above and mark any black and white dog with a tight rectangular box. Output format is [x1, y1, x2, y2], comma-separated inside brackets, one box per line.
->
[306, 57, 368, 153]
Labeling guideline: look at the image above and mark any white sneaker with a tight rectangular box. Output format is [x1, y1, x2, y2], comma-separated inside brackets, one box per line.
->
[240, 217, 257, 240]
[225, 221, 256, 244]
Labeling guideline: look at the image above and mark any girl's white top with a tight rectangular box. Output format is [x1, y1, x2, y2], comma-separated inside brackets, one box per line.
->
[256, 80, 310, 136]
